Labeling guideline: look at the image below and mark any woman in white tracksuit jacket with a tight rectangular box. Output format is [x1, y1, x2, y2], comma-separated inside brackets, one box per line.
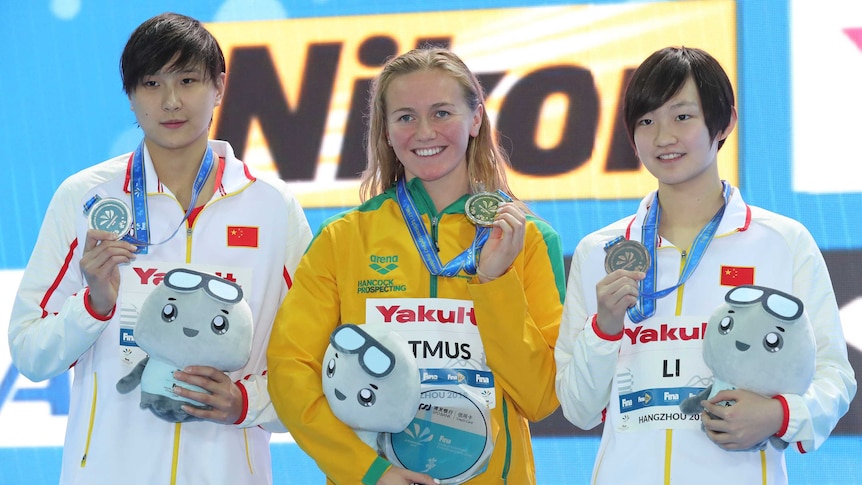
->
[8, 14, 312, 484]
[555, 46, 855, 485]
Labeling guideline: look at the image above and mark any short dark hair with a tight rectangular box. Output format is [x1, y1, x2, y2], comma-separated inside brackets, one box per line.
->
[623, 46, 735, 150]
[120, 12, 225, 96]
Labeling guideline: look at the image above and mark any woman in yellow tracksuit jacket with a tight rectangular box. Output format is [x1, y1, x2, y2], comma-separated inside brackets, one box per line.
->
[267, 47, 566, 485]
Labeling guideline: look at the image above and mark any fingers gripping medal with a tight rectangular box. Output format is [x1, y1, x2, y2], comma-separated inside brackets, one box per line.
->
[85, 197, 133, 238]
[465, 187, 513, 226]
[604, 236, 651, 273]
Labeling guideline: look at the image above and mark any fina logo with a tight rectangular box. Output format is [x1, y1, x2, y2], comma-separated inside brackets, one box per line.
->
[119, 328, 138, 347]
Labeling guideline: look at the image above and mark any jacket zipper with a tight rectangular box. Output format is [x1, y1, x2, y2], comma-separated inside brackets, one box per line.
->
[501, 397, 511, 482]
[675, 250, 687, 312]
[171, 423, 181, 484]
[185, 227, 193, 263]
[666, 249, 687, 482]
[430, 216, 439, 298]
[243, 428, 255, 474]
[80, 372, 98, 467]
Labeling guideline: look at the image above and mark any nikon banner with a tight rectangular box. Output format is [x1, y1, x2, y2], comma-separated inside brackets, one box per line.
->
[207, 1, 738, 208]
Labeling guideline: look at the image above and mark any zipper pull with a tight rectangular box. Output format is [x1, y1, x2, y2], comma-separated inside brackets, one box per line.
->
[431, 217, 440, 252]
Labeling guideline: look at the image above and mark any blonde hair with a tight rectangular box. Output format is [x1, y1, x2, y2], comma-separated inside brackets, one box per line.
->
[360, 47, 520, 206]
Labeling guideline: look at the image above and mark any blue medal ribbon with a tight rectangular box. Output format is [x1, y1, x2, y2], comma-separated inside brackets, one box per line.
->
[125, 140, 214, 254]
[396, 179, 506, 277]
[627, 182, 732, 323]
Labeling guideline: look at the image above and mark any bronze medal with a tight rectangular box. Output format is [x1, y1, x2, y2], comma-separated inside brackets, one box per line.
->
[604, 238, 650, 273]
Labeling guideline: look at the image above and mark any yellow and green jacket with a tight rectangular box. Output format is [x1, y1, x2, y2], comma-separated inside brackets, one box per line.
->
[268, 177, 566, 484]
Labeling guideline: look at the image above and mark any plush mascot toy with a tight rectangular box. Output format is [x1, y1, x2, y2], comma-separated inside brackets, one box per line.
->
[680, 285, 816, 450]
[116, 268, 253, 422]
[322, 323, 420, 451]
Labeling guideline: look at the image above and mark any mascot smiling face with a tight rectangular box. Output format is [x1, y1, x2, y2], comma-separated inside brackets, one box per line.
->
[117, 268, 253, 422]
[322, 323, 420, 448]
[680, 285, 816, 450]
[134, 268, 253, 371]
[703, 285, 815, 398]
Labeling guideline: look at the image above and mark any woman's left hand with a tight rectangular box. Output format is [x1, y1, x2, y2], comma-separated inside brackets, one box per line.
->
[173, 366, 243, 425]
[701, 388, 784, 451]
[476, 202, 525, 281]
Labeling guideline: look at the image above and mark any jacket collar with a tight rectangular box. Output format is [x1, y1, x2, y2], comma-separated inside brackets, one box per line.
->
[626, 182, 751, 241]
[387, 177, 471, 217]
[123, 139, 253, 196]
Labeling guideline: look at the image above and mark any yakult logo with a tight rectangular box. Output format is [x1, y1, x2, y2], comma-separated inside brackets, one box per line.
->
[132, 267, 238, 285]
[373, 304, 477, 326]
[624, 322, 708, 345]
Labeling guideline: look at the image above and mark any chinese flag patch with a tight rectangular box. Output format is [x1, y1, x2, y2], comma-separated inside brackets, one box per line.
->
[227, 226, 259, 248]
[720, 265, 754, 286]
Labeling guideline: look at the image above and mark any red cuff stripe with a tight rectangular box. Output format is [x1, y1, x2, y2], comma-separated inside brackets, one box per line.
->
[83, 288, 115, 321]
[773, 395, 790, 437]
[592, 314, 623, 341]
[233, 381, 249, 425]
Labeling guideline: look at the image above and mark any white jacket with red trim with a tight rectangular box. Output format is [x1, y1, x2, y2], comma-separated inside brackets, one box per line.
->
[555, 186, 855, 485]
[8, 140, 312, 485]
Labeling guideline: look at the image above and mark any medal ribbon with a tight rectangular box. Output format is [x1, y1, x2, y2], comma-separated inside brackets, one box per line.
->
[627, 182, 732, 323]
[126, 140, 215, 254]
[396, 178, 492, 277]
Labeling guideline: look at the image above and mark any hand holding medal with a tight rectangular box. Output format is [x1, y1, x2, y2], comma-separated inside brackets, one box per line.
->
[80, 196, 139, 316]
[603, 236, 651, 274]
[591, 236, 650, 336]
[465, 188, 523, 282]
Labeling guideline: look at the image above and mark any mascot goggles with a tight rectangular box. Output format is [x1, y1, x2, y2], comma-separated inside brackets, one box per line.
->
[162, 268, 243, 304]
[330, 324, 395, 378]
[725, 285, 803, 321]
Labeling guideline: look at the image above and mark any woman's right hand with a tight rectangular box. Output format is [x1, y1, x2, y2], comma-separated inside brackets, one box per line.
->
[595, 269, 645, 336]
[79, 229, 137, 316]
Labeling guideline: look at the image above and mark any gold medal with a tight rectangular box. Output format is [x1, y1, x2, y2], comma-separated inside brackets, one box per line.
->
[465, 192, 505, 226]
[604, 238, 650, 273]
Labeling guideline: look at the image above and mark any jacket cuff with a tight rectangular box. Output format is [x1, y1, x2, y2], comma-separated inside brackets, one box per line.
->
[772, 394, 804, 452]
[773, 394, 790, 438]
[361, 456, 392, 485]
[773, 393, 811, 454]
[591, 314, 623, 341]
[233, 381, 250, 425]
[83, 288, 115, 321]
